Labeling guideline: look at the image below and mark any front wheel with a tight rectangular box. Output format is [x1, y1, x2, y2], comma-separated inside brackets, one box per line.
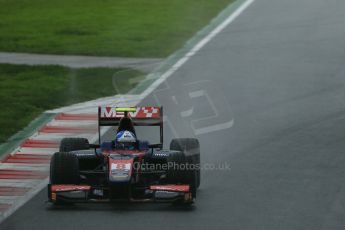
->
[49, 152, 80, 204]
[169, 138, 200, 198]
[50, 152, 80, 184]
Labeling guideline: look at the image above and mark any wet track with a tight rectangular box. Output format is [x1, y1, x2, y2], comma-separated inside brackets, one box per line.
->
[2, 0, 345, 229]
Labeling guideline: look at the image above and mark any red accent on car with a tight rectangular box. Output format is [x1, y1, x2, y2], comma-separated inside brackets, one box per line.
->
[51, 185, 91, 192]
[150, 185, 190, 192]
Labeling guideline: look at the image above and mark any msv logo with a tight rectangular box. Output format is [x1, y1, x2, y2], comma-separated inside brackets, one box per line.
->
[101, 107, 160, 119]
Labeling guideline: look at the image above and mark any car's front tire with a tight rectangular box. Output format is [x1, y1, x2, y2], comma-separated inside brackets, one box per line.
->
[49, 152, 80, 204]
[169, 138, 200, 200]
[170, 138, 200, 188]
[50, 152, 80, 185]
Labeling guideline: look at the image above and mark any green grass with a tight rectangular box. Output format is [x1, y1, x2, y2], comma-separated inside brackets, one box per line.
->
[0, 0, 234, 57]
[0, 64, 144, 143]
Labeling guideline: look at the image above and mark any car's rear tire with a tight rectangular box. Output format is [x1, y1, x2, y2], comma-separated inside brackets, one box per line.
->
[50, 152, 80, 185]
[59, 138, 89, 152]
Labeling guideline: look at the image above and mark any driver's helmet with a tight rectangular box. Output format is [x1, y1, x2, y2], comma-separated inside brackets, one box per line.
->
[115, 130, 137, 149]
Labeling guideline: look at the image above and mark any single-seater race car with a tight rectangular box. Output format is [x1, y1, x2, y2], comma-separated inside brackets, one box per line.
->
[48, 106, 200, 205]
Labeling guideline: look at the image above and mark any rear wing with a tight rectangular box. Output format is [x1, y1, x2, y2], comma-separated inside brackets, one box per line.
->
[97, 106, 163, 146]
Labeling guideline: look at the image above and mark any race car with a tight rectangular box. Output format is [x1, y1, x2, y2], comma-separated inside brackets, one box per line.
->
[48, 106, 200, 205]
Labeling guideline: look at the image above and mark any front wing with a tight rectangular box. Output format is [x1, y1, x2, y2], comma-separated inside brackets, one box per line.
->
[48, 184, 193, 203]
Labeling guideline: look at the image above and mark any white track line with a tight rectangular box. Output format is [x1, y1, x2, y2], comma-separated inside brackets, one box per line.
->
[140, 0, 256, 99]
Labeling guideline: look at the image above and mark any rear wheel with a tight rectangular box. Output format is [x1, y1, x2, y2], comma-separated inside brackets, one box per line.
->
[59, 138, 89, 152]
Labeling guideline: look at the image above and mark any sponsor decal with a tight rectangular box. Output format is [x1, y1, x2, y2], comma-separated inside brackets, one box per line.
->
[111, 162, 131, 176]
[109, 159, 133, 180]
[101, 107, 160, 119]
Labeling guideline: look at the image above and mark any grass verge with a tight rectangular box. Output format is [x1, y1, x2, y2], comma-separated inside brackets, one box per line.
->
[0, 64, 143, 143]
[0, 0, 234, 57]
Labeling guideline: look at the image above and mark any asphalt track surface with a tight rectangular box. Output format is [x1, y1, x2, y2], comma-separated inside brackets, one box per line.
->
[2, 0, 345, 229]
